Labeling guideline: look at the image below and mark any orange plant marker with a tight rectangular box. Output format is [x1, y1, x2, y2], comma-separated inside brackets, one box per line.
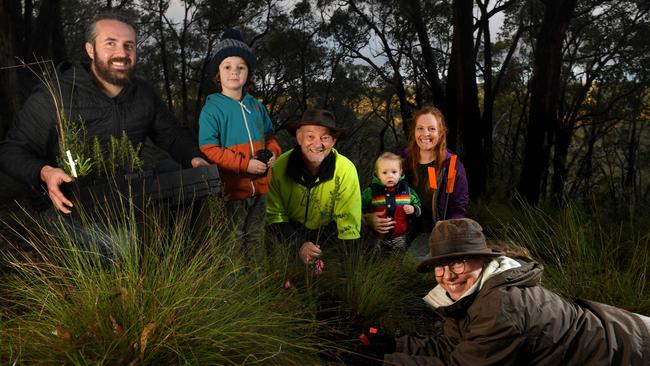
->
[428, 166, 437, 189]
[446, 155, 457, 193]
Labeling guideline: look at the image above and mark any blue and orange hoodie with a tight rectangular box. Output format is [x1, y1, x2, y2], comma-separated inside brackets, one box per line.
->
[199, 92, 281, 199]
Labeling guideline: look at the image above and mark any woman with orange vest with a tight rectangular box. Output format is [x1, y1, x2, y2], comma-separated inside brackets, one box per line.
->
[365, 106, 469, 240]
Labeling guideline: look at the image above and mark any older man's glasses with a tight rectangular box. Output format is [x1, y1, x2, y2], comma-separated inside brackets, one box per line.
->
[434, 260, 468, 276]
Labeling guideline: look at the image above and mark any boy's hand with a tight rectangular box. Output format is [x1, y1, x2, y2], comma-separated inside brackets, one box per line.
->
[266, 153, 276, 169]
[246, 158, 267, 175]
[403, 204, 414, 215]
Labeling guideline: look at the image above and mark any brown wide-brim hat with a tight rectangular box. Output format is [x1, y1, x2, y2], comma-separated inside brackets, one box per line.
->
[416, 218, 503, 274]
[286, 108, 348, 138]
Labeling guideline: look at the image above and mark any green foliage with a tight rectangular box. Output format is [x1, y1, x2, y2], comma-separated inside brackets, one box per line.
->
[92, 132, 144, 177]
[0, 199, 332, 364]
[481, 200, 650, 315]
[55, 115, 94, 178]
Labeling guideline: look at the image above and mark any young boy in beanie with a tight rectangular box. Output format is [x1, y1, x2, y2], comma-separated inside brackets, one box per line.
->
[199, 29, 281, 258]
[362, 152, 421, 251]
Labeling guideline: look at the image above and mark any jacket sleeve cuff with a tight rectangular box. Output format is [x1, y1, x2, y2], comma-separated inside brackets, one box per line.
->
[265, 135, 282, 157]
[266, 212, 288, 224]
[238, 154, 250, 174]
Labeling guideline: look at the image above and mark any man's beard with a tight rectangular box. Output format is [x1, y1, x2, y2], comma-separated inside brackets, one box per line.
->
[93, 51, 135, 87]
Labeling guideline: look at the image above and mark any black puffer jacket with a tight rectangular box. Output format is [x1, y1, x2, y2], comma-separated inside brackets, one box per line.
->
[384, 257, 650, 365]
[0, 62, 200, 195]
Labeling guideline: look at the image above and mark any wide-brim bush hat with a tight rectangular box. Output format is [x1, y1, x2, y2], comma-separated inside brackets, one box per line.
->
[208, 28, 257, 76]
[286, 108, 348, 138]
[416, 218, 503, 273]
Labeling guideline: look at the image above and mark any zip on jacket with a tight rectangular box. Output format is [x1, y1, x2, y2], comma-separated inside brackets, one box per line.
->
[238, 100, 256, 196]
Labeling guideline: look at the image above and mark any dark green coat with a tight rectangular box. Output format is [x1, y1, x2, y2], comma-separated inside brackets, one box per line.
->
[385, 258, 650, 365]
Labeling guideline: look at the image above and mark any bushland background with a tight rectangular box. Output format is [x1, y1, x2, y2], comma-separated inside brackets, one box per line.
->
[0, 0, 648, 302]
[0, 2, 648, 363]
[2, 0, 649, 210]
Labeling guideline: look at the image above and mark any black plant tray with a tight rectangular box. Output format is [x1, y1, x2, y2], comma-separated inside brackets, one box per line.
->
[63, 165, 221, 213]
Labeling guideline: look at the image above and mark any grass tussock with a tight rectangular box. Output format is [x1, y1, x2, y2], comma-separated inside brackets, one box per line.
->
[484, 200, 650, 314]
[0, 198, 332, 365]
[324, 245, 436, 336]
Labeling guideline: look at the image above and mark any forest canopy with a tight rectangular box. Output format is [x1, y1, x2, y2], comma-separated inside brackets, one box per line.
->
[0, 0, 648, 213]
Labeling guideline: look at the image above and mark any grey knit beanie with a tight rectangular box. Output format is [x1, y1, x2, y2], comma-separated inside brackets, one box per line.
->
[208, 28, 257, 76]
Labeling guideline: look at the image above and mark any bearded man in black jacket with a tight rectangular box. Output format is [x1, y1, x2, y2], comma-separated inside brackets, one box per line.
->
[0, 8, 209, 214]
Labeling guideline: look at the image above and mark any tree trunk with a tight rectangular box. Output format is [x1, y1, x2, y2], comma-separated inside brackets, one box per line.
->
[551, 123, 571, 204]
[32, 0, 67, 63]
[194, 41, 215, 131]
[0, 0, 19, 138]
[401, 0, 446, 113]
[518, 0, 577, 204]
[569, 124, 598, 198]
[158, 0, 174, 112]
[508, 92, 528, 190]
[624, 118, 639, 201]
[445, 0, 485, 200]
[21, 0, 31, 57]
[478, 1, 494, 186]
[179, 32, 189, 127]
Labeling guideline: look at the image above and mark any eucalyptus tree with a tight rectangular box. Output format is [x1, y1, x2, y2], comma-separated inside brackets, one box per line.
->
[514, 0, 650, 205]
[445, 0, 486, 198]
[0, 0, 19, 136]
[252, 0, 333, 130]
[474, 0, 519, 182]
[137, 0, 210, 128]
[322, 0, 419, 134]
[0, 0, 72, 137]
[518, 0, 579, 204]
[134, 0, 274, 129]
[551, 0, 650, 208]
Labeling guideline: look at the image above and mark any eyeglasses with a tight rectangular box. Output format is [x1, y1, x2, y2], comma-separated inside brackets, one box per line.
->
[434, 260, 468, 276]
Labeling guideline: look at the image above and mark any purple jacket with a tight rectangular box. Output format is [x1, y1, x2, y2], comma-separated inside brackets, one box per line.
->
[405, 149, 469, 233]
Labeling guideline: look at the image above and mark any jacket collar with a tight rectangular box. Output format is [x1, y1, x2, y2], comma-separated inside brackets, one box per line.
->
[423, 256, 523, 311]
[287, 146, 336, 188]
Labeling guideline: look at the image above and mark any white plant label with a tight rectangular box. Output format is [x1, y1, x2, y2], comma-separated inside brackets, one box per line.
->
[66, 149, 78, 178]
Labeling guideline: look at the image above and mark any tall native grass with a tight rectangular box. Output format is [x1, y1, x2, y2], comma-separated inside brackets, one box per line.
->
[0, 197, 335, 365]
[484, 201, 650, 315]
[324, 245, 436, 337]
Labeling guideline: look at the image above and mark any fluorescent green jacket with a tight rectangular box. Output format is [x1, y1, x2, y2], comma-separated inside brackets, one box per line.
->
[266, 147, 361, 240]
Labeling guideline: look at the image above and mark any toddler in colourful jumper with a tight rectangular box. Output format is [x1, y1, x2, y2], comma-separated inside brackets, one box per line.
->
[362, 152, 421, 250]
